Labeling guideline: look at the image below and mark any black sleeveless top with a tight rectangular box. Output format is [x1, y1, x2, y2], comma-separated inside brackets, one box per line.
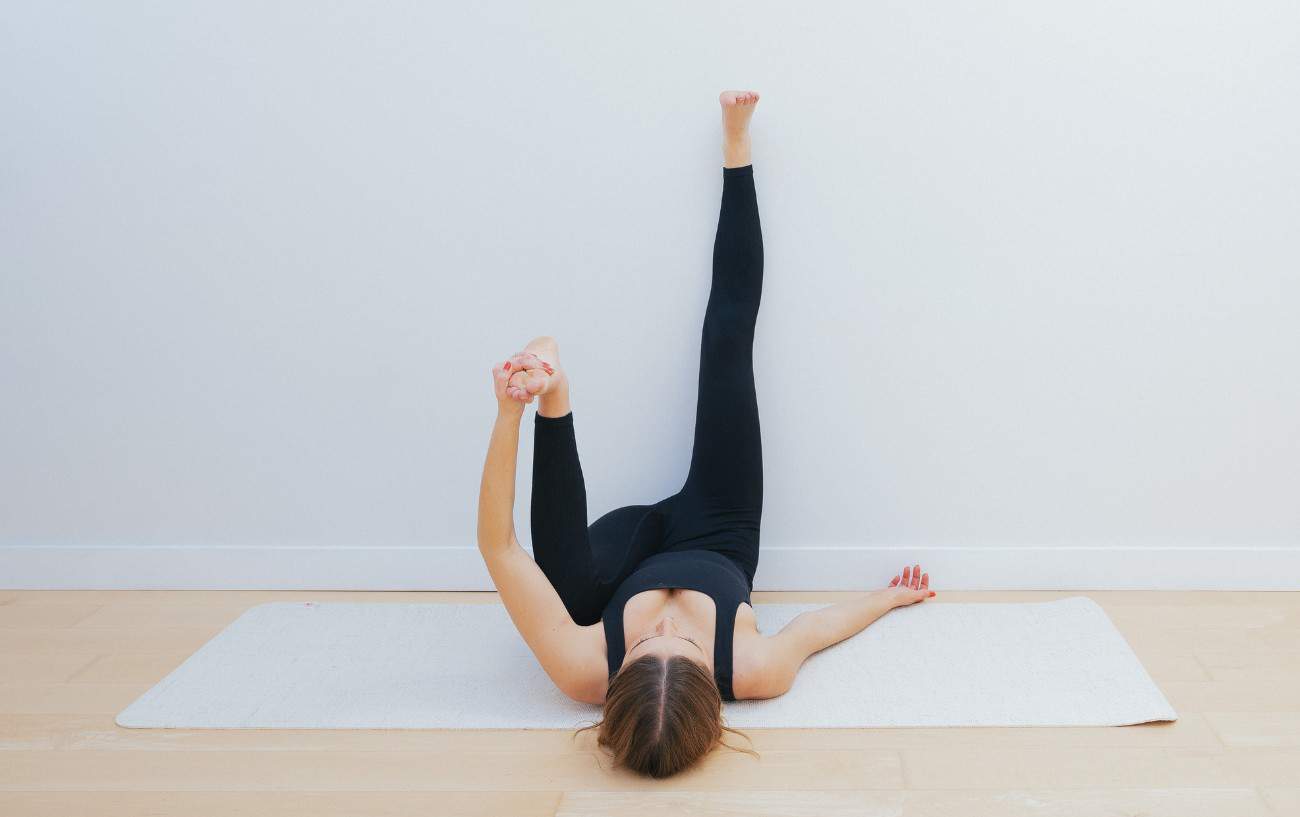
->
[602, 549, 752, 701]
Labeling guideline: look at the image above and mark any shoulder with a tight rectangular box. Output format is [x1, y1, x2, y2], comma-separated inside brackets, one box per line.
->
[727, 604, 774, 700]
[728, 606, 802, 700]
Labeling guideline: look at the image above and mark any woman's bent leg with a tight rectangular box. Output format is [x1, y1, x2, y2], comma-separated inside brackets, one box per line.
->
[531, 410, 662, 624]
[530, 411, 602, 622]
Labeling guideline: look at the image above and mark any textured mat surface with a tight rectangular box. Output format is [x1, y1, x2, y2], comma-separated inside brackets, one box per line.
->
[116, 597, 1176, 729]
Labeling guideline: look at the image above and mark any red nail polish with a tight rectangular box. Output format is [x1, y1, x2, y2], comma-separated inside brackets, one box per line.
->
[504, 362, 511, 370]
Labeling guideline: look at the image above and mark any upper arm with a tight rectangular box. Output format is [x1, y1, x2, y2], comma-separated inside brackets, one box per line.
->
[732, 611, 825, 700]
[480, 539, 607, 704]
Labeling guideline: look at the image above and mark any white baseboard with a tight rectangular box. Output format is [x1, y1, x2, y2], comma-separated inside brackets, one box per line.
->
[1, 545, 1297, 590]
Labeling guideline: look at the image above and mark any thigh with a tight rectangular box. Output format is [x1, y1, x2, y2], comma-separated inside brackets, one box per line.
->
[587, 503, 665, 586]
[541, 502, 664, 626]
[655, 490, 761, 586]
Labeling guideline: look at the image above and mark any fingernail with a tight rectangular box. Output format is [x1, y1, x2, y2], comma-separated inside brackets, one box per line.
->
[504, 362, 511, 370]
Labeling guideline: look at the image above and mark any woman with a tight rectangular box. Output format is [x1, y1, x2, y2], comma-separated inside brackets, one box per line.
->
[477, 90, 937, 778]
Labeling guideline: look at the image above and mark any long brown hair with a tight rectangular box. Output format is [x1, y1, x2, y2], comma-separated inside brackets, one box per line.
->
[574, 654, 759, 778]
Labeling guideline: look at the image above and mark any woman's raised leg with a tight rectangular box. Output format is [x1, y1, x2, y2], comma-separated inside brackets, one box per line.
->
[663, 91, 765, 580]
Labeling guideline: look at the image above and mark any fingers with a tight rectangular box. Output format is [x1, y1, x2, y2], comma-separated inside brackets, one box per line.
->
[917, 566, 935, 598]
[491, 362, 512, 390]
[494, 361, 536, 403]
[507, 351, 554, 376]
[891, 564, 936, 600]
[506, 377, 535, 403]
[510, 370, 547, 400]
[498, 351, 553, 405]
[494, 353, 552, 404]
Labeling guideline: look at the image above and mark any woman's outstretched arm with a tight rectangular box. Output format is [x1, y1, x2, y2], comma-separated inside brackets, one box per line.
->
[734, 565, 936, 700]
[477, 390, 526, 556]
[475, 359, 606, 704]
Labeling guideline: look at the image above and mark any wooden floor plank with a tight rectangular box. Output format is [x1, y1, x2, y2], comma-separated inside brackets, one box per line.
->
[1119, 624, 1300, 654]
[894, 788, 1272, 816]
[1, 590, 501, 606]
[0, 791, 562, 817]
[558, 790, 903, 817]
[0, 654, 100, 684]
[0, 604, 102, 628]
[70, 604, 252, 629]
[63, 653, 182, 684]
[1159, 680, 1300, 713]
[1260, 787, 1300, 816]
[900, 746, 1300, 790]
[557, 788, 1272, 817]
[1197, 649, 1300, 681]
[1204, 712, 1300, 748]
[0, 683, 144, 715]
[0, 626, 227, 654]
[0, 748, 903, 791]
[1129, 652, 1209, 681]
[1103, 604, 1296, 630]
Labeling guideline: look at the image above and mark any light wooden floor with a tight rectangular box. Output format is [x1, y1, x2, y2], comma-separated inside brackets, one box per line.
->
[1, 589, 1297, 816]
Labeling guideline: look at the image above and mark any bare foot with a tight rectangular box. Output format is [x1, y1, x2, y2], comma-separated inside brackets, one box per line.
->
[719, 90, 759, 168]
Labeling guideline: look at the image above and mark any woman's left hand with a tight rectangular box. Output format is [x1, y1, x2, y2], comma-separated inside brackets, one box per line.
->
[885, 563, 936, 607]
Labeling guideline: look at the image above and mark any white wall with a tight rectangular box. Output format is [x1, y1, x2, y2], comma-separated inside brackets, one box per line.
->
[2, 2, 1297, 589]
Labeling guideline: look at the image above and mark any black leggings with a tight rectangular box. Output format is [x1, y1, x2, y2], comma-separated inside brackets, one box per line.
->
[530, 164, 764, 626]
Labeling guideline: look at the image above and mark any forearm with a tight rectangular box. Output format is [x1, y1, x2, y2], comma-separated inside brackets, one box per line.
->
[477, 409, 523, 557]
[788, 590, 898, 654]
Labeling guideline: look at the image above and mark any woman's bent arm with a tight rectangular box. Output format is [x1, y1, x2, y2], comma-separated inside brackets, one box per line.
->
[476, 400, 606, 705]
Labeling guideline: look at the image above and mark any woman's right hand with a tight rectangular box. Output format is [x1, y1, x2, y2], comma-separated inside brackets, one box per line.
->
[491, 360, 527, 417]
[491, 352, 555, 413]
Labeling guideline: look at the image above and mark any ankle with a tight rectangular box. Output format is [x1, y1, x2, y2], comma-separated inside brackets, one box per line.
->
[724, 144, 751, 168]
[537, 373, 571, 418]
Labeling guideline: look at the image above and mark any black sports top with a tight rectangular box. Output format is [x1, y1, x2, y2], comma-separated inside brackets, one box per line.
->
[602, 549, 752, 701]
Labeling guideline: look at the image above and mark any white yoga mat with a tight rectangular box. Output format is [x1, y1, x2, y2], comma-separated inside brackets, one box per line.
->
[116, 597, 1176, 729]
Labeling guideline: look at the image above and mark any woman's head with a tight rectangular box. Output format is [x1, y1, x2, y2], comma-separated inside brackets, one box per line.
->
[576, 653, 755, 778]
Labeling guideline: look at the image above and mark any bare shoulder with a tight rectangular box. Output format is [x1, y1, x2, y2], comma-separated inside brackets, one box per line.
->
[729, 603, 807, 701]
[729, 602, 776, 700]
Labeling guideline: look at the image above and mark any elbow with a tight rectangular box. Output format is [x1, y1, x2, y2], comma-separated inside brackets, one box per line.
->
[476, 526, 519, 558]
[560, 675, 606, 707]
